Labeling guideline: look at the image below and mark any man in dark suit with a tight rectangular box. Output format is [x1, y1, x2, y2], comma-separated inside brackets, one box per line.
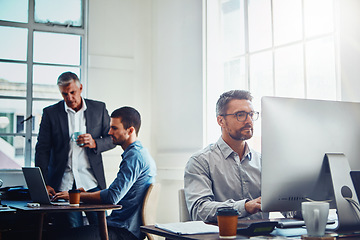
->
[35, 71, 115, 228]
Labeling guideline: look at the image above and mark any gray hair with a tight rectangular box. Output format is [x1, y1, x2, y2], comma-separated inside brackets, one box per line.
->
[57, 71, 81, 87]
[216, 90, 253, 116]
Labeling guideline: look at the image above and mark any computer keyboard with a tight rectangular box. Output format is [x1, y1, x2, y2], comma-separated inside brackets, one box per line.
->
[276, 219, 305, 228]
[276, 218, 336, 228]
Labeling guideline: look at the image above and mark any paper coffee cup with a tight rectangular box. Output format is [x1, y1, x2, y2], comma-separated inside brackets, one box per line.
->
[217, 207, 239, 239]
[68, 189, 81, 207]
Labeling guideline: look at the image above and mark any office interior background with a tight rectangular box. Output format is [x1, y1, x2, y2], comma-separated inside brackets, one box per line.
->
[1, 0, 360, 224]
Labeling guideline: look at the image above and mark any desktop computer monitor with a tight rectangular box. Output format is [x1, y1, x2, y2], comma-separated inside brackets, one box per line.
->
[261, 96, 360, 230]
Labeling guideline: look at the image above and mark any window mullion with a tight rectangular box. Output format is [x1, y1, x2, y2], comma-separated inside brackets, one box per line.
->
[81, 0, 89, 97]
[24, 0, 35, 166]
[244, 0, 250, 90]
[301, 0, 307, 99]
[270, 0, 276, 96]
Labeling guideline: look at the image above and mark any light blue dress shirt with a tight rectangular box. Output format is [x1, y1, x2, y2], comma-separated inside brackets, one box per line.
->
[184, 137, 269, 222]
[100, 141, 157, 239]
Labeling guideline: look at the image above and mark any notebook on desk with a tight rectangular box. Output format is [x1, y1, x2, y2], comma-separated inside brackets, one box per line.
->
[22, 167, 69, 206]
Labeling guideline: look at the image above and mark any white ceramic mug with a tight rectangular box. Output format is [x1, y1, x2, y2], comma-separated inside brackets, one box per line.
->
[301, 201, 329, 237]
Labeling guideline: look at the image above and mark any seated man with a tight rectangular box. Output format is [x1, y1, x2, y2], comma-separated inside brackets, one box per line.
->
[184, 90, 268, 222]
[53, 106, 157, 240]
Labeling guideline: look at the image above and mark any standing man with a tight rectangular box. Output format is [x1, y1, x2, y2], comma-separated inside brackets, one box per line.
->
[35, 71, 115, 227]
[53, 106, 157, 240]
[184, 90, 268, 222]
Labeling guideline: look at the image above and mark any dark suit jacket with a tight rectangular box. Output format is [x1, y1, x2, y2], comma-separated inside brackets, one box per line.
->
[35, 99, 115, 191]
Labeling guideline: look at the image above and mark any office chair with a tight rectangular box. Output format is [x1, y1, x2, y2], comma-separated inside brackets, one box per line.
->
[178, 188, 191, 222]
[142, 183, 161, 240]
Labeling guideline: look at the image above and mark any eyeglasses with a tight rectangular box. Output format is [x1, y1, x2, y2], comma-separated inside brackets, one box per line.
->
[220, 111, 259, 122]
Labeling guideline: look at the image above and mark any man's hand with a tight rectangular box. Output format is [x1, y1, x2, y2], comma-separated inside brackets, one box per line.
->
[245, 197, 262, 214]
[77, 133, 97, 149]
[52, 191, 70, 201]
[52, 188, 84, 201]
[46, 185, 56, 197]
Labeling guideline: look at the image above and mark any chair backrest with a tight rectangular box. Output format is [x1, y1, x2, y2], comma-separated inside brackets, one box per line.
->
[142, 183, 161, 240]
[178, 188, 191, 222]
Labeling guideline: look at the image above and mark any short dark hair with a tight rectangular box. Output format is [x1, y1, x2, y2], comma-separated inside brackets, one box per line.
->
[57, 71, 81, 87]
[111, 106, 141, 136]
[216, 90, 253, 116]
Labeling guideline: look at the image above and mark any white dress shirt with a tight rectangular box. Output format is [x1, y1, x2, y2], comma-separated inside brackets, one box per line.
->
[59, 98, 98, 191]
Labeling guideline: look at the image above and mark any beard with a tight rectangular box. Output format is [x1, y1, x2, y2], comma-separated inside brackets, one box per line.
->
[111, 136, 125, 146]
[229, 124, 253, 141]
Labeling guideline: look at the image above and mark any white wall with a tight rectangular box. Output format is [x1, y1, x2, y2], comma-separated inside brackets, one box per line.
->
[87, 0, 203, 224]
[87, 0, 154, 189]
[151, 0, 203, 223]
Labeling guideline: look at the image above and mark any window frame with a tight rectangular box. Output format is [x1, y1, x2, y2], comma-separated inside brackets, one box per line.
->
[205, 0, 340, 147]
[0, 0, 88, 167]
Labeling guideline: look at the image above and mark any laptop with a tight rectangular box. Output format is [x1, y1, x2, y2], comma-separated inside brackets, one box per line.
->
[22, 167, 69, 206]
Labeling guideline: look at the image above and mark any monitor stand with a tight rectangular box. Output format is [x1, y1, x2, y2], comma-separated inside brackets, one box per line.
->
[325, 153, 360, 230]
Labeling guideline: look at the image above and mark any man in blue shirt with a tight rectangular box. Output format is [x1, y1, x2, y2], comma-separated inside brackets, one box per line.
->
[53, 106, 157, 240]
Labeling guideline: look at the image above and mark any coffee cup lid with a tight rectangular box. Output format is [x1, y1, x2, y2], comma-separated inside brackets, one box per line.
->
[216, 207, 239, 216]
[68, 189, 81, 193]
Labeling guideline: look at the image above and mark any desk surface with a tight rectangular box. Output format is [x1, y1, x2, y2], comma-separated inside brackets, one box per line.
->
[141, 219, 282, 240]
[2, 199, 122, 240]
[3, 200, 122, 212]
[141, 225, 224, 240]
[141, 223, 360, 240]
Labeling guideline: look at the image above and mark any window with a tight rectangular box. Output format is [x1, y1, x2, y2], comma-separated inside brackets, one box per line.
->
[205, 0, 338, 150]
[0, 0, 87, 169]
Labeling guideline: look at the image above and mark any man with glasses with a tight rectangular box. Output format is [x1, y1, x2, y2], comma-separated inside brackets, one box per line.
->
[184, 90, 267, 222]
